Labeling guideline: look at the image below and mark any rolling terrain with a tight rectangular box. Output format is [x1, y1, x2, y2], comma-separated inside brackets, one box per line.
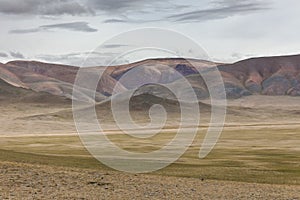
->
[0, 55, 300, 199]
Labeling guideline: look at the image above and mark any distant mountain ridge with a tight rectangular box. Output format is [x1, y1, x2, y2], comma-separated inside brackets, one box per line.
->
[217, 54, 300, 97]
[1, 54, 300, 101]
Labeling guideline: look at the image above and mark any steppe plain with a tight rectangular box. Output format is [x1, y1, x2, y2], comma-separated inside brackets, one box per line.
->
[0, 95, 299, 199]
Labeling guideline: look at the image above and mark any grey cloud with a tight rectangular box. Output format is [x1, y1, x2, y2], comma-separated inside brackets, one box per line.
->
[10, 51, 25, 59]
[36, 53, 89, 66]
[168, 0, 269, 22]
[231, 52, 244, 59]
[41, 22, 97, 32]
[86, 0, 149, 13]
[0, 52, 8, 58]
[86, 0, 188, 15]
[102, 17, 160, 24]
[103, 44, 128, 48]
[10, 28, 40, 34]
[232, 52, 255, 59]
[0, 0, 161, 16]
[10, 22, 97, 34]
[103, 19, 127, 23]
[0, 0, 92, 16]
[36, 51, 128, 67]
[0, 0, 270, 25]
[98, 0, 269, 24]
[0, 0, 182, 22]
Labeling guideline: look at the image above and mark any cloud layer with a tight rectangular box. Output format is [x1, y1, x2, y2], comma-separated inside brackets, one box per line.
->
[0, 0, 92, 16]
[10, 22, 98, 34]
[0, 52, 8, 58]
[0, 0, 153, 16]
[10, 51, 25, 59]
[168, 0, 269, 22]
[0, 0, 269, 24]
[36, 51, 129, 67]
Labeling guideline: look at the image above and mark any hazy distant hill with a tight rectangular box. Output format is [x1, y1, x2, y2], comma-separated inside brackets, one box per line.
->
[0, 77, 69, 104]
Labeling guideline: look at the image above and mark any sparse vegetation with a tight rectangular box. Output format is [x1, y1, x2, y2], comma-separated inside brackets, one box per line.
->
[0, 124, 299, 185]
[0, 90, 299, 198]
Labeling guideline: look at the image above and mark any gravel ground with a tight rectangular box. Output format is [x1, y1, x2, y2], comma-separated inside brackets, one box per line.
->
[0, 161, 299, 200]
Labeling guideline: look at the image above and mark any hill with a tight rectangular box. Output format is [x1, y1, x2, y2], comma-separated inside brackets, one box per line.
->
[1, 54, 300, 100]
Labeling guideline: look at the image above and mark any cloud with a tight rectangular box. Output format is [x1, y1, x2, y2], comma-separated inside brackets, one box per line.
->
[99, 0, 269, 24]
[0, 0, 164, 16]
[86, 0, 163, 13]
[231, 52, 244, 59]
[36, 51, 129, 67]
[102, 44, 128, 48]
[86, 0, 140, 12]
[10, 51, 25, 59]
[231, 52, 256, 60]
[0, 0, 184, 22]
[0, 0, 270, 25]
[40, 22, 97, 32]
[0, 0, 93, 16]
[10, 28, 40, 34]
[0, 52, 8, 58]
[167, 0, 269, 22]
[10, 22, 98, 34]
[103, 19, 127, 23]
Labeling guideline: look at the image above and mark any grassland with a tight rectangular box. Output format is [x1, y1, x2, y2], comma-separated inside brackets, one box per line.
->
[0, 96, 299, 187]
[0, 125, 299, 185]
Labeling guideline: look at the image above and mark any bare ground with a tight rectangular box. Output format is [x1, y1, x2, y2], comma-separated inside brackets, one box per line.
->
[0, 161, 299, 200]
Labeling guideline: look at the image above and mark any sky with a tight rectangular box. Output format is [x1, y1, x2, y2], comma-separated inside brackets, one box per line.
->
[0, 0, 299, 66]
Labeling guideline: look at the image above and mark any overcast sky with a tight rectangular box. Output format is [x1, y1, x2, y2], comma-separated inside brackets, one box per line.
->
[0, 0, 299, 66]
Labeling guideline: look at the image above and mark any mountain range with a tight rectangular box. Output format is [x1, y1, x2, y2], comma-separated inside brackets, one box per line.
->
[1, 54, 300, 102]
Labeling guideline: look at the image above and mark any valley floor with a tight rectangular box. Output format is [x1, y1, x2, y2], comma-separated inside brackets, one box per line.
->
[0, 96, 300, 199]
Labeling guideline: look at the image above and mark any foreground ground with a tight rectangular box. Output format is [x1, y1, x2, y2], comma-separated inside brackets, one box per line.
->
[0, 161, 299, 200]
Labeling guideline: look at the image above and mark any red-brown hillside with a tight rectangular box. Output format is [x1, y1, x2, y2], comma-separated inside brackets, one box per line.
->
[1, 54, 300, 101]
